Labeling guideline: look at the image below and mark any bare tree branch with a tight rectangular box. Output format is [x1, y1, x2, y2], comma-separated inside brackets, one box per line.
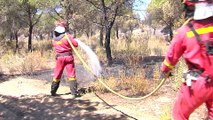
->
[32, 12, 43, 26]
[53, 9, 64, 19]
[85, 0, 103, 13]
[49, 13, 60, 21]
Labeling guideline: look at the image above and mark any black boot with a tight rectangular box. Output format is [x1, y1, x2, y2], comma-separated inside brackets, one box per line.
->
[51, 81, 60, 96]
[69, 80, 77, 97]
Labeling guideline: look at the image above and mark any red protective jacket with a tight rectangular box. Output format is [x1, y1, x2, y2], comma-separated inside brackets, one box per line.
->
[52, 34, 78, 54]
[52, 33, 78, 81]
[161, 17, 213, 78]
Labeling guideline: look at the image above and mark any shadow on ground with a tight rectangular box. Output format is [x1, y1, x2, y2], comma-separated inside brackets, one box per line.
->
[0, 94, 128, 120]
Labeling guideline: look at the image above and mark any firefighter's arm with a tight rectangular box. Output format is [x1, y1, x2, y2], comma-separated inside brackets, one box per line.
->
[161, 30, 185, 74]
[67, 34, 78, 47]
[161, 59, 174, 73]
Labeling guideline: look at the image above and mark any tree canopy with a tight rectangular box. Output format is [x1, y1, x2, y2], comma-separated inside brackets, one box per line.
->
[146, 0, 184, 41]
[0, 0, 186, 64]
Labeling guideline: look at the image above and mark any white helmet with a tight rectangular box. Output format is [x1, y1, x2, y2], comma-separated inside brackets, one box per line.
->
[183, 0, 213, 20]
[54, 26, 65, 33]
[194, 2, 213, 20]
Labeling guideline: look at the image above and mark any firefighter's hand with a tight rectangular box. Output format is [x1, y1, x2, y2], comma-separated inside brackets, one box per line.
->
[160, 71, 173, 79]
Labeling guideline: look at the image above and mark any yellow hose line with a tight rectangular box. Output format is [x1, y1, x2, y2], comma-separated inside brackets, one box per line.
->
[65, 33, 167, 100]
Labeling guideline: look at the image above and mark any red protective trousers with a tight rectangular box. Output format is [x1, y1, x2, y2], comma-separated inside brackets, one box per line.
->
[54, 55, 76, 81]
[173, 76, 213, 120]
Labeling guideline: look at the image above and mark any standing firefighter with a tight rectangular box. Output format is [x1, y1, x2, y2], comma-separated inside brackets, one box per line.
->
[51, 20, 79, 98]
[161, 0, 213, 119]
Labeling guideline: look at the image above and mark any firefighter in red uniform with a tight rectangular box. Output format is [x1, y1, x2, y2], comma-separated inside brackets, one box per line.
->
[161, 0, 213, 119]
[51, 20, 79, 98]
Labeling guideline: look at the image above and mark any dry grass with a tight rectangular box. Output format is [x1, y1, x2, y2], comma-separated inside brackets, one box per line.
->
[91, 67, 153, 97]
[0, 64, 3, 75]
[110, 32, 167, 66]
[118, 70, 148, 96]
[82, 30, 187, 100]
[0, 40, 53, 75]
[0, 29, 205, 120]
[33, 40, 53, 57]
[0, 30, 185, 96]
[91, 77, 118, 93]
[78, 30, 175, 96]
[0, 51, 50, 75]
[159, 105, 172, 120]
[148, 35, 168, 56]
[77, 31, 167, 66]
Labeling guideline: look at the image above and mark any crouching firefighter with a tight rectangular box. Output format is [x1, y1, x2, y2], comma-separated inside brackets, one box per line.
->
[161, 0, 213, 119]
[50, 20, 79, 98]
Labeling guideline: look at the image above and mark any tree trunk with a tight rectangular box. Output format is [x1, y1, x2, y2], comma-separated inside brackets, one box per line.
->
[168, 21, 174, 42]
[65, 20, 70, 32]
[153, 28, 156, 35]
[90, 29, 94, 37]
[9, 33, 14, 41]
[64, 0, 73, 33]
[28, 25, 33, 52]
[115, 24, 119, 39]
[105, 27, 113, 66]
[15, 31, 19, 54]
[39, 34, 43, 40]
[86, 32, 89, 38]
[100, 0, 119, 66]
[99, 26, 104, 47]
[169, 25, 173, 42]
[73, 30, 76, 38]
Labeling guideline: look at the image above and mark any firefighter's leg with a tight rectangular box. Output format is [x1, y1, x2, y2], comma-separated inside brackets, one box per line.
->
[172, 84, 195, 120]
[206, 100, 213, 120]
[205, 81, 213, 119]
[51, 57, 65, 96]
[51, 79, 60, 96]
[65, 57, 78, 97]
[69, 78, 77, 96]
[173, 77, 208, 120]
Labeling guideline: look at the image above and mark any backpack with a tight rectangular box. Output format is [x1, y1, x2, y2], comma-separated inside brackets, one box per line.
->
[187, 22, 213, 75]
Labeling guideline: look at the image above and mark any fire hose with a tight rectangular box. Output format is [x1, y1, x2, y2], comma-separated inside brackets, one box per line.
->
[65, 33, 168, 100]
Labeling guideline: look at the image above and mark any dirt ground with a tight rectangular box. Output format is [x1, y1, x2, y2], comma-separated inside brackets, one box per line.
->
[0, 68, 208, 120]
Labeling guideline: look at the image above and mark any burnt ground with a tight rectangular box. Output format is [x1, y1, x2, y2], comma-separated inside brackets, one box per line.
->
[0, 57, 209, 120]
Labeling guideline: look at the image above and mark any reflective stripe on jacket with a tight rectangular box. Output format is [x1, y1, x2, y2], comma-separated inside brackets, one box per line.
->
[161, 17, 213, 77]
